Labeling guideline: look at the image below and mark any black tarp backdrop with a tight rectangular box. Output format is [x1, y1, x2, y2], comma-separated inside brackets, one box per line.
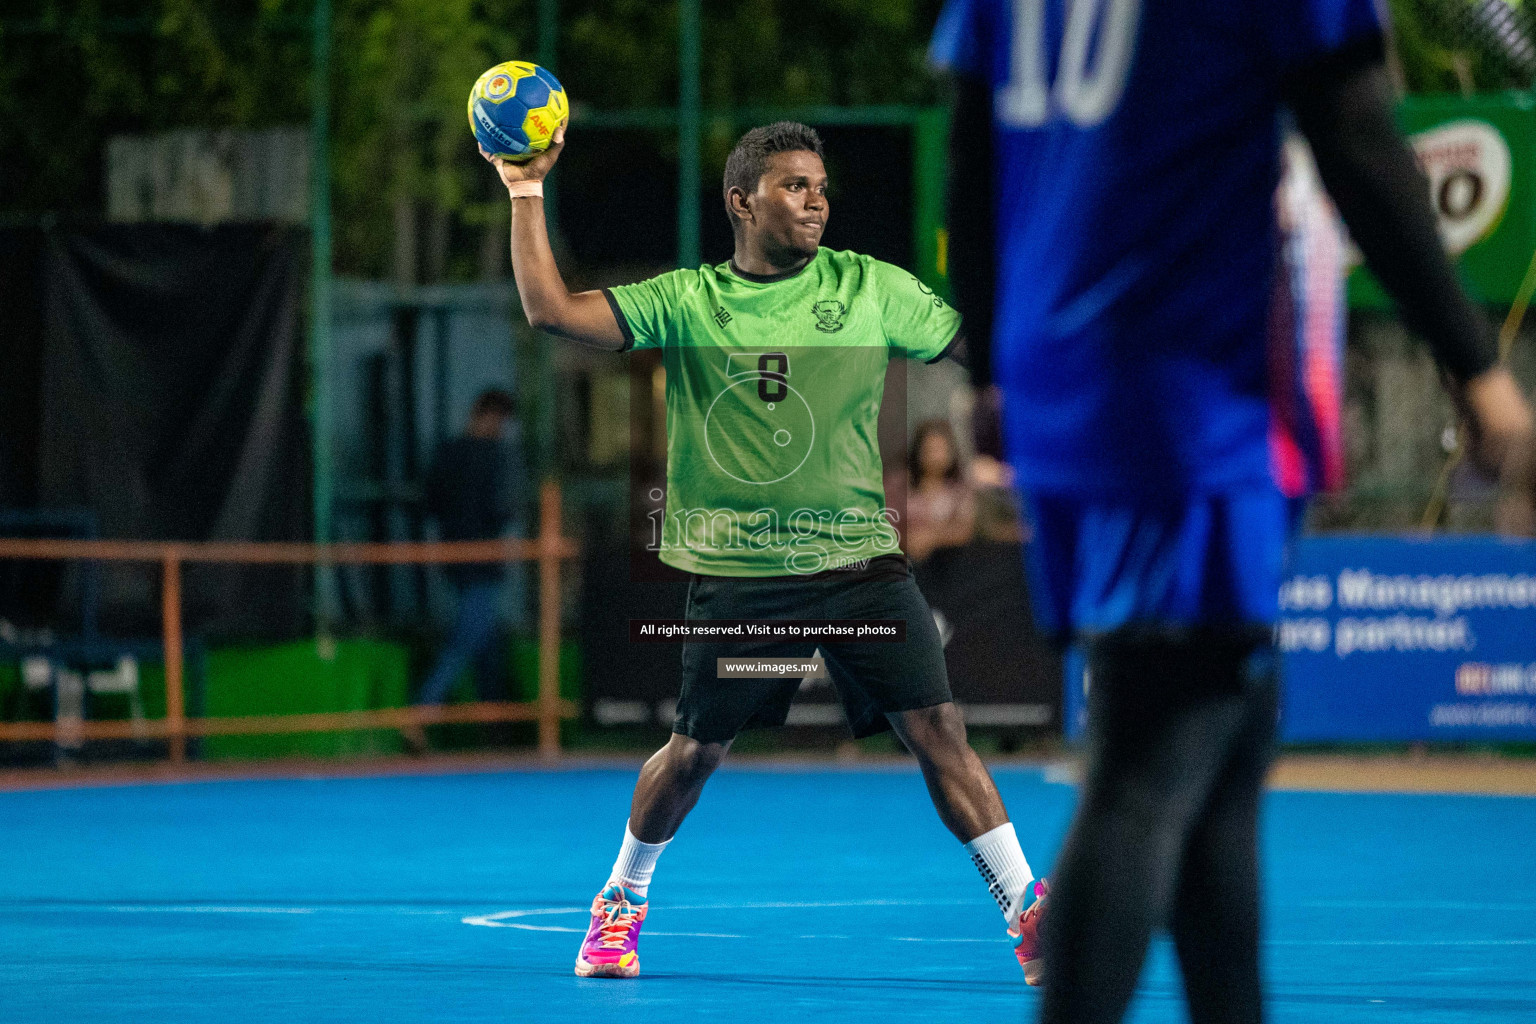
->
[0, 228, 60, 628]
[0, 224, 311, 637]
[913, 541, 1062, 730]
[0, 228, 47, 510]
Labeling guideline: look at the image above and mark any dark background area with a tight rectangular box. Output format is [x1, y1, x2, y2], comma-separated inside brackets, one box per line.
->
[0, 224, 311, 638]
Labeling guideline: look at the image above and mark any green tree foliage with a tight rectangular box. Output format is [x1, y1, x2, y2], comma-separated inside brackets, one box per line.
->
[330, 0, 523, 280]
[561, 0, 943, 110]
[0, 1, 310, 215]
[1388, 0, 1536, 94]
[1, 0, 945, 278]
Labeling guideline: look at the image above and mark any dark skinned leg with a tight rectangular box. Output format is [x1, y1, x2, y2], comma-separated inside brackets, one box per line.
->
[626, 732, 734, 844]
[888, 701, 1010, 843]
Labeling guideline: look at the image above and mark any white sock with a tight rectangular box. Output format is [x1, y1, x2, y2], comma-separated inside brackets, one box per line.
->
[607, 821, 670, 898]
[964, 821, 1035, 924]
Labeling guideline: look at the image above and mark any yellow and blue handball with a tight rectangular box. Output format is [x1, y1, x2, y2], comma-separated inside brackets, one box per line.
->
[467, 61, 568, 163]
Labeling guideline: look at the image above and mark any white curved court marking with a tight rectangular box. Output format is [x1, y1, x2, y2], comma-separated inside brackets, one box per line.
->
[1301, 900, 1536, 911]
[100, 905, 315, 914]
[464, 899, 994, 941]
[462, 897, 974, 929]
[1267, 939, 1536, 946]
[460, 905, 1536, 947]
[460, 907, 745, 938]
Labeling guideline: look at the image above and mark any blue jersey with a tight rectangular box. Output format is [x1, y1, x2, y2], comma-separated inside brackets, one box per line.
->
[930, 0, 1382, 497]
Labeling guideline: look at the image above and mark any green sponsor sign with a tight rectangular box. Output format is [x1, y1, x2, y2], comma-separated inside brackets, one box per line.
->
[1351, 92, 1536, 308]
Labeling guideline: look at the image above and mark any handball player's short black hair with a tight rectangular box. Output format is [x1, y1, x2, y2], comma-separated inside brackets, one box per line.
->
[723, 121, 825, 233]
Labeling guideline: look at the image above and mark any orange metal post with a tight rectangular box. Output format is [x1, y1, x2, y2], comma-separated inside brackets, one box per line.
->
[537, 481, 562, 757]
[162, 551, 187, 763]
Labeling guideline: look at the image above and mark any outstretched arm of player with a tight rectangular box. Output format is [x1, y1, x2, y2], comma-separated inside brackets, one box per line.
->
[484, 125, 627, 352]
[1288, 45, 1535, 523]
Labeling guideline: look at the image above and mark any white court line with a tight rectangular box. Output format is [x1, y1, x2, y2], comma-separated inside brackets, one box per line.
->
[22, 902, 1533, 948]
[99, 905, 315, 914]
[462, 904, 1536, 947]
[18, 900, 1534, 950]
[646, 930, 745, 938]
[1268, 939, 1536, 947]
[42, 902, 1530, 949]
[5, 903, 460, 917]
[465, 906, 586, 922]
[511, 925, 746, 937]
[461, 899, 972, 929]
[667, 900, 975, 910]
[462, 901, 971, 937]
[1300, 900, 1536, 911]
[461, 907, 750, 937]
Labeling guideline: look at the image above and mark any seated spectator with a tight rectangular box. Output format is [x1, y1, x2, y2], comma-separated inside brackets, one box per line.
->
[969, 385, 1027, 544]
[968, 385, 1015, 491]
[901, 419, 976, 563]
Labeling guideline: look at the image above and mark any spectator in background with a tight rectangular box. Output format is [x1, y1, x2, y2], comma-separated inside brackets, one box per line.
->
[901, 419, 976, 563]
[968, 384, 1014, 492]
[969, 385, 1027, 545]
[406, 388, 525, 752]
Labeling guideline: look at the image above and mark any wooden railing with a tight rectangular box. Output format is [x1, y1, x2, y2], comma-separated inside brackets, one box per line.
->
[0, 482, 579, 761]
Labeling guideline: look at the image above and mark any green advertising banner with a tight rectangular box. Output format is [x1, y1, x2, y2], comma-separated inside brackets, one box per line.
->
[1351, 92, 1536, 308]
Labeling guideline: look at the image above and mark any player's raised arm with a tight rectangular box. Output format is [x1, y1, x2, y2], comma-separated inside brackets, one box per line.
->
[1285, 46, 1535, 525]
[483, 126, 628, 352]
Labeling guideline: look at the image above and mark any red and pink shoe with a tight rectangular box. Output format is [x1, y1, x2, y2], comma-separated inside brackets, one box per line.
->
[574, 883, 648, 978]
[1011, 878, 1049, 986]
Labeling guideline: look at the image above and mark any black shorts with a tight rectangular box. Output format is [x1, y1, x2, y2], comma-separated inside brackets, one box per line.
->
[674, 555, 954, 744]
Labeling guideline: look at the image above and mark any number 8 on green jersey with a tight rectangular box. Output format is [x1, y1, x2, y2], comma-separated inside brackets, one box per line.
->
[605, 247, 963, 577]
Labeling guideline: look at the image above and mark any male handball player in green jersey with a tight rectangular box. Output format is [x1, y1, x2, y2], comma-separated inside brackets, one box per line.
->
[484, 120, 1047, 983]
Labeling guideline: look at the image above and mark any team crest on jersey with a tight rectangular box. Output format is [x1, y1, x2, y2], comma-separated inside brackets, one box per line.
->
[913, 276, 948, 308]
[811, 300, 846, 333]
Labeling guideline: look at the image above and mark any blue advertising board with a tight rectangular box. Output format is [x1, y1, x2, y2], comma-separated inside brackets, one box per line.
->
[1279, 536, 1536, 741]
[1063, 536, 1536, 742]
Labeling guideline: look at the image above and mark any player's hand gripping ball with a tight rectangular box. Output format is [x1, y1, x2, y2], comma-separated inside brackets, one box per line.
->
[467, 61, 568, 163]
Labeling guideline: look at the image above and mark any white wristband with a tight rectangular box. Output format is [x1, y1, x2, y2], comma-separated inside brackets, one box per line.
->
[506, 180, 544, 199]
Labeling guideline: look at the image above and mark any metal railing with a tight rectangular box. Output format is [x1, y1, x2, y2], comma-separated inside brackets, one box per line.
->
[0, 482, 578, 761]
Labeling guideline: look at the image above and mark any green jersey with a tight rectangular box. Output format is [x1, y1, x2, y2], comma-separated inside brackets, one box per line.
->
[609, 247, 961, 577]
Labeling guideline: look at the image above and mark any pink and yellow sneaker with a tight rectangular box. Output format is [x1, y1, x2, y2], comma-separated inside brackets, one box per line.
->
[574, 883, 648, 978]
[1011, 878, 1049, 986]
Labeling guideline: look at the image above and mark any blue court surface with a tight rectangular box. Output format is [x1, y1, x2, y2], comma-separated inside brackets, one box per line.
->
[2, 765, 1533, 1023]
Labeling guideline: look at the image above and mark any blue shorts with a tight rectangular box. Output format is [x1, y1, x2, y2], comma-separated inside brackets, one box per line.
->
[1023, 485, 1297, 641]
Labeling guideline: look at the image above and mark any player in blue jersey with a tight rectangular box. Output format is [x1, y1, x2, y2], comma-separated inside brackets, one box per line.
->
[931, 1, 1536, 1021]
